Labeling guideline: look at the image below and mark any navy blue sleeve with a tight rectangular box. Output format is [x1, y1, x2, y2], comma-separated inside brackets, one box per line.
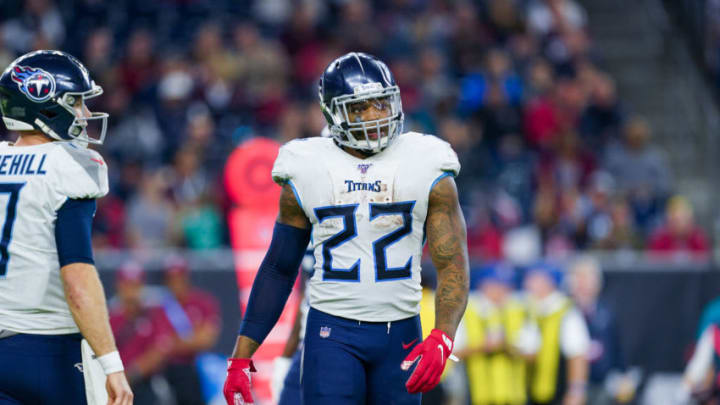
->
[239, 222, 311, 344]
[55, 198, 96, 267]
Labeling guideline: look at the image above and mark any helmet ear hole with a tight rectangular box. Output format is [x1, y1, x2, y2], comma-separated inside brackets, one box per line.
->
[38, 109, 57, 119]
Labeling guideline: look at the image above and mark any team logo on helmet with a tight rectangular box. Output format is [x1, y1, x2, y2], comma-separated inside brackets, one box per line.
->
[10, 65, 56, 103]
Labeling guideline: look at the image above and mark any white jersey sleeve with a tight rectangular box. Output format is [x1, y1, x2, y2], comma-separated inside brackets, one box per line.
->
[271, 143, 295, 185]
[418, 134, 461, 179]
[50, 143, 108, 203]
[271, 139, 324, 217]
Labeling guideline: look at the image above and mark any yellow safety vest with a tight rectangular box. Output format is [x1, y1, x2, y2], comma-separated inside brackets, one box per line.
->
[529, 299, 572, 404]
[463, 297, 528, 405]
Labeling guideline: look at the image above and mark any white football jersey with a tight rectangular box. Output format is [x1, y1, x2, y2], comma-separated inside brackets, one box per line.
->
[0, 141, 108, 334]
[272, 132, 460, 321]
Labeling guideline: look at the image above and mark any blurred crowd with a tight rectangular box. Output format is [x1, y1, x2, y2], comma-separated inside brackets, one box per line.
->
[0, 0, 710, 262]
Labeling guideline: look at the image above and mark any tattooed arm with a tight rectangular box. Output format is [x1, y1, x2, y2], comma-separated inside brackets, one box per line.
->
[231, 184, 311, 358]
[426, 176, 469, 339]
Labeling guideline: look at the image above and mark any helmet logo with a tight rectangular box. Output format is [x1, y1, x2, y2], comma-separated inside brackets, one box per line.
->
[10, 65, 56, 103]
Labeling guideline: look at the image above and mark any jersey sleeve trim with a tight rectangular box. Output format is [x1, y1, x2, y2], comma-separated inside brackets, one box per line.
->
[429, 172, 455, 194]
[287, 180, 305, 214]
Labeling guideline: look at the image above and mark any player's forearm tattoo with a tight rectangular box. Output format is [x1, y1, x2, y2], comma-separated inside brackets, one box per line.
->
[277, 183, 311, 229]
[426, 177, 469, 339]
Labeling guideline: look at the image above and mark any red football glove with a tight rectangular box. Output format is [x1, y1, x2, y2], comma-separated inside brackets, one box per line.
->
[223, 358, 256, 405]
[401, 329, 453, 393]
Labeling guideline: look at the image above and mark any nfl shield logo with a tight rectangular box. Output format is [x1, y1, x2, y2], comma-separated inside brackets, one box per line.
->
[319, 326, 331, 338]
[357, 164, 372, 174]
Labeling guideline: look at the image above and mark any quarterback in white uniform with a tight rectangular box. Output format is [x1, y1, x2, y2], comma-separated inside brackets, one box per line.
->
[0, 50, 132, 405]
[224, 52, 470, 405]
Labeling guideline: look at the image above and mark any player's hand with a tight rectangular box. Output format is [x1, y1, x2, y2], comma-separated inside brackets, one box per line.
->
[223, 358, 256, 405]
[105, 372, 133, 405]
[401, 329, 453, 393]
[271, 356, 292, 402]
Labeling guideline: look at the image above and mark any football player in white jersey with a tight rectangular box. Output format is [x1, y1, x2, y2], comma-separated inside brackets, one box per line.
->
[0, 50, 132, 405]
[224, 52, 470, 404]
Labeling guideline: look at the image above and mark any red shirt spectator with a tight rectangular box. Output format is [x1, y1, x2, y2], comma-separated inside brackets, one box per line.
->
[110, 304, 174, 376]
[648, 196, 709, 260]
[109, 262, 174, 382]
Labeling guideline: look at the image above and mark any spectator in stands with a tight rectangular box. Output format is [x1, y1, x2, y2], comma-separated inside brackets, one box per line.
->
[567, 256, 636, 405]
[160, 257, 221, 405]
[524, 57, 556, 101]
[459, 48, 523, 119]
[527, 0, 587, 37]
[230, 22, 290, 128]
[82, 27, 115, 84]
[493, 133, 536, 221]
[579, 73, 625, 151]
[466, 203, 504, 263]
[524, 262, 590, 405]
[538, 130, 596, 192]
[1, 0, 65, 53]
[647, 195, 710, 261]
[438, 117, 489, 205]
[125, 171, 176, 249]
[590, 196, 643, 251]
[117, 28, 157, 101]
[109, 262, 174, 405]
[604, 117, 672, 231]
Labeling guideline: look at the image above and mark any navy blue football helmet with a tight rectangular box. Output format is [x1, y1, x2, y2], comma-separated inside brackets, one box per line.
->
[0, 50, 108, 145]
[319, 52, 403, 153]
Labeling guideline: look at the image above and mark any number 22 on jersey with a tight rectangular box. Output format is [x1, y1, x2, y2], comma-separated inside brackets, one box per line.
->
[314, 201, 415, 282]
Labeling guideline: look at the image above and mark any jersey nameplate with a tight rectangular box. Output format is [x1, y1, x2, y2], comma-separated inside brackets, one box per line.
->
[0, 154, 47, 176]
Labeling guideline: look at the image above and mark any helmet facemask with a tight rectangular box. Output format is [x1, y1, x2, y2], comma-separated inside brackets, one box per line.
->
[322, 84, 403, 153]
[53, 83, 108, 146]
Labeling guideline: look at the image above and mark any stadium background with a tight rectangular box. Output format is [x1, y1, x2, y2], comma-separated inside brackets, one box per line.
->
[2, 0, 720, 404]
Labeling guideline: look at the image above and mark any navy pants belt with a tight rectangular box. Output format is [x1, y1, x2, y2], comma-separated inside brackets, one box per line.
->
[302, 307, 422, 405]
[0, 333, 87, 405]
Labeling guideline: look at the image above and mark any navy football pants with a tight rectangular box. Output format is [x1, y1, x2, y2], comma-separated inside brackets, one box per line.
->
[0, 333, 87, 405]
[302, 307, 422, 405]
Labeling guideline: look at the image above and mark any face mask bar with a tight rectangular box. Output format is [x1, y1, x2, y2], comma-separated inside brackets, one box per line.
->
[327, 86, 403, 153]
[56, 83, 109, 145]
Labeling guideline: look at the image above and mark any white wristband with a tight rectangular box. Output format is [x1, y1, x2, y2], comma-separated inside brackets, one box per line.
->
[97, 351, 124, 375]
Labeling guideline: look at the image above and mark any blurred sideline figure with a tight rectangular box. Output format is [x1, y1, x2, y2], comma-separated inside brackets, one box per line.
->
[110, 261, 174, 405]
[0, 50, 132, 405]
[567, 257, 637, 405]
[678, 319, 720, 403]
[457, 263, 539, 405]
[223, 52, 469, 404]
[161, 256, 221, 405]
[525, 263, 590, 405]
